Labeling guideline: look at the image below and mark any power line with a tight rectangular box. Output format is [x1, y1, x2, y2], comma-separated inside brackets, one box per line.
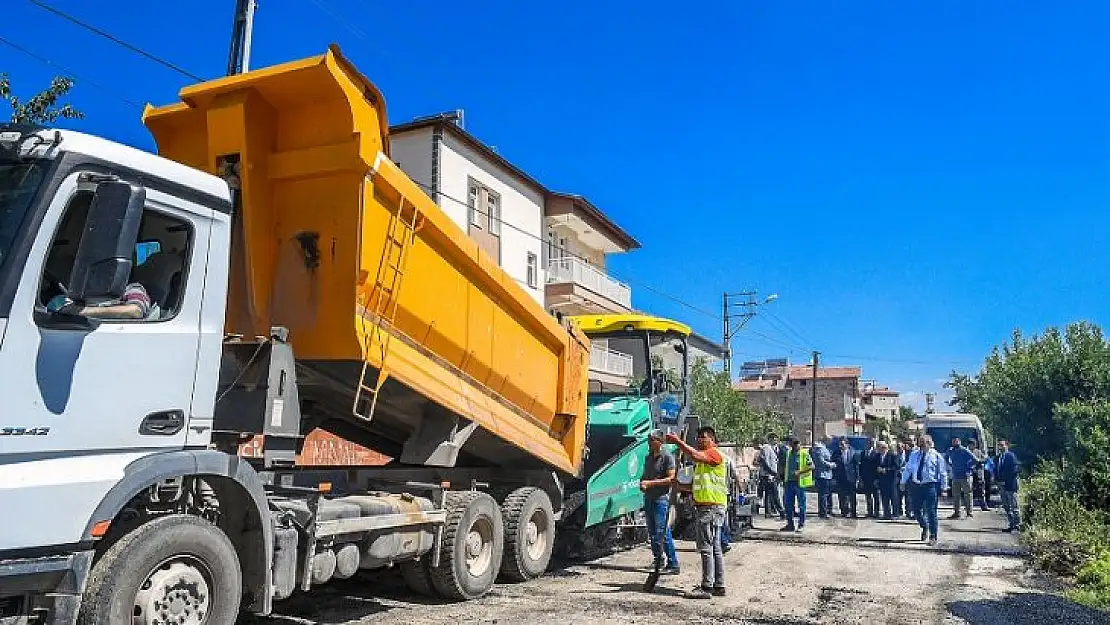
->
[763, 308, 816, 350]
[822, 353, 980, 367]
[308, 0, 369, 41]
[0, 34, 143, 110]
[27, 0, 204, 82]
[756, 312, 813, 352]
[411, 181, 721, 321]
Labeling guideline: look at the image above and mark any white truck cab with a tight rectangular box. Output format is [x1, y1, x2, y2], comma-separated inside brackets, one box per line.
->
[0, 126, 271, 624]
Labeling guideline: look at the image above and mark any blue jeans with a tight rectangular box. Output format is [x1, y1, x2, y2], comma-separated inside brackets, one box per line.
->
[645, 497, 678, 568]
[913, 482, 940, 539]
[784, 482, 807, 527]
[815, 478, 833, 517]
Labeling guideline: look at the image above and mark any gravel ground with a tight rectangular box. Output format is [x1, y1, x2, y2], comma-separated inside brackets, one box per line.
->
[244, 535, 1108, 625]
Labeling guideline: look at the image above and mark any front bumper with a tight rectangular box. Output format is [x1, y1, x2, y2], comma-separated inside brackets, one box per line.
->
[0, 551, 90, 625]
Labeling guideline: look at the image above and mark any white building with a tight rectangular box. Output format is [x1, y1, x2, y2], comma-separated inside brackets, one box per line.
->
[861, 383, 900, 422]
[390, 112, 547, 304]
[390, 112, 642, 390]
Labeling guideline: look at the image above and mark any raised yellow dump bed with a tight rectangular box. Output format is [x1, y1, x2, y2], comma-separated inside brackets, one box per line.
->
[143, 45, 589, 475]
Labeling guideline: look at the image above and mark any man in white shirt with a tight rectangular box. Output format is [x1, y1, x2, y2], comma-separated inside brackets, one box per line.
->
[900, 435, 949, 546]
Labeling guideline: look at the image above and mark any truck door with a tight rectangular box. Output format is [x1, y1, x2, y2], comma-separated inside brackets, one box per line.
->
[0, 170, 211, 549]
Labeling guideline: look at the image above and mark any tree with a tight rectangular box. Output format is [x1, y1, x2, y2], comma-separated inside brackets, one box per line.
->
[899, 405, 917, 422]
[948, 322, 1110, 467]
[689, 358, 789, 445]
[1, 74, 84, 124]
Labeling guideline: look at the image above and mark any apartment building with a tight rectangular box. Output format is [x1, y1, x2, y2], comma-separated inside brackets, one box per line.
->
[389, 112, 641, 389]
[861, 382, 900, 422]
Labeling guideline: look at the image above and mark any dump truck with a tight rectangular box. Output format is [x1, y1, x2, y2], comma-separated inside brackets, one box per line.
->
[0, 46, 695, 624]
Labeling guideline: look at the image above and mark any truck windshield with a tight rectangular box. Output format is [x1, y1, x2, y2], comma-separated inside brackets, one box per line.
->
[0, 159, 47, 266]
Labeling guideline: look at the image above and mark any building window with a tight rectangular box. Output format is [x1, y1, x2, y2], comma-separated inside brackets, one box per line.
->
[487, 192, 501, 235]
[467, 178, 500, 235]
[526, 252, 537, 288]
[468, 183, 482, 227]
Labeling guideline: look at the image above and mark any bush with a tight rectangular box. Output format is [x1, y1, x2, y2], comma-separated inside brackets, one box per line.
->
[1021, 466, 1110, 577]
[1068, 551, 1110, 611]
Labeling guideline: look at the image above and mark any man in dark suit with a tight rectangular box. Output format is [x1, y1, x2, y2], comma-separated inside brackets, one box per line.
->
[876, 441, 901, 519]
[831, 437, 860, 517]
[859, 440, 881, 518]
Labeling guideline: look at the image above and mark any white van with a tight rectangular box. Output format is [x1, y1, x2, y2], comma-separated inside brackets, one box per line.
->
[923, 412, 988, 451]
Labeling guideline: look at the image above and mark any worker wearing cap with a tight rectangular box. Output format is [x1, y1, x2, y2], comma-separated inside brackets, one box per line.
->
[640, 430, 679, 575]
[667, 426, 727, 599]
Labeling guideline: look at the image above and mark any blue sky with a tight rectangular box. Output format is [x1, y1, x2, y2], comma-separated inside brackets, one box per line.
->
[5, 1, 1110, 411]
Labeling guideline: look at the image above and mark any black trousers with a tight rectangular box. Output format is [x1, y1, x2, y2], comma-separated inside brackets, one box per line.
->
[973, 473, 988, 508]
[836, 484, 857, 516]
[862, 482, 880, 517]
[879, 479, 898, 518]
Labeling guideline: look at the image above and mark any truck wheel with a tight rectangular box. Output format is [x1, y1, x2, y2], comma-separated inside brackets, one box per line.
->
[400, 557, 437, 597]
[430, 491, 503, 601]
[499, 487, 554, 582]
[79, 514, 241, 625]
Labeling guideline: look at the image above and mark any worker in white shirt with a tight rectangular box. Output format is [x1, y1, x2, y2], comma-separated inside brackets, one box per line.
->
[900, 435, 949, 546]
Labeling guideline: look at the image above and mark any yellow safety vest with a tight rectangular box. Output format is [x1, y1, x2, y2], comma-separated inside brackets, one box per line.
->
[787, 448, 815, 489]
[692, 456, 728, 505]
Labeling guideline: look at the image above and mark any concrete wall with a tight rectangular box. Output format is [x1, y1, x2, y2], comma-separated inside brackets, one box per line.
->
[742, 377, 859, 440]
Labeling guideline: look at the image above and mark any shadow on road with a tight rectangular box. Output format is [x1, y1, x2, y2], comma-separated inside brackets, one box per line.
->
[598, 581, 686, 597]
[947, 593, 1110, 625]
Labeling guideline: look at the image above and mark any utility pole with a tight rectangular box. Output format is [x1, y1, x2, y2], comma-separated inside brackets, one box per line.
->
[721, 291, 778, 378]
[810, 350, 820, 444]
[227, 0, 258, 76]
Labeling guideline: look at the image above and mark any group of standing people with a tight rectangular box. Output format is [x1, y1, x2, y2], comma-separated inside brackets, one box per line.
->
[756, 432, 1024, 545]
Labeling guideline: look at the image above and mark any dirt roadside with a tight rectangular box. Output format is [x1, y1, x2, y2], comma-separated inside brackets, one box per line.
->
[245, 532, 1106, 625]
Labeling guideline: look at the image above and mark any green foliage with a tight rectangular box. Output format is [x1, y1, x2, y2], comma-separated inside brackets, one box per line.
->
[948, 322, 1110, 468]
[899, 405, 917, 422]
[1054, 399, 1110, 510]
[1069, 552, 1110, 611]
[689, 358, 788, 445]
[953, 321, 1110, 608]
[1022, 470, 1110, 575]
[0, 74, 84, 124]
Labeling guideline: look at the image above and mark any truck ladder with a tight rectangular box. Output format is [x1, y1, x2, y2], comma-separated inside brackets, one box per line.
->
[353, 196, 420, 421]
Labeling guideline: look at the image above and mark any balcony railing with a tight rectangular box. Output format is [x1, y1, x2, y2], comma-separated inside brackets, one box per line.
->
[546, 257, 632, 308]
[589, 342, 634, 378]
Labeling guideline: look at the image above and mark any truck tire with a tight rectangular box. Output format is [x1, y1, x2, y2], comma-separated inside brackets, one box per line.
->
[498, 487, 554, 582]
[430, 491, 503, 601]
[79, 514, 242, 625]
[399, 557, 437, 597]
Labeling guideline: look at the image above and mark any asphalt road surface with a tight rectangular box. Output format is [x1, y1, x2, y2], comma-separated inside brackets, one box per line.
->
[244, 497, 1110, 625]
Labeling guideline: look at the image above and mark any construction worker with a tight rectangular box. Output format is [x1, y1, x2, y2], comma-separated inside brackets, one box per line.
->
[781, 437, 815, 532]
[666, 427, 727, 599]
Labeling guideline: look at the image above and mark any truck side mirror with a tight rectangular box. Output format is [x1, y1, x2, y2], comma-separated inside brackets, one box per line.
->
[67, 181, 145, 302]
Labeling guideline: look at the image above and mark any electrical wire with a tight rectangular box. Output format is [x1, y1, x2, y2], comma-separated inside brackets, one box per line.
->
[412, 181, 722, 321]
[20, 0, 973, 369]
[0, 34, 145, 111]
[18, 0, 722, 327]
[26, 0, 204, 82]
[308, 0, 369, 41]
[762, 308, 817, 350]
